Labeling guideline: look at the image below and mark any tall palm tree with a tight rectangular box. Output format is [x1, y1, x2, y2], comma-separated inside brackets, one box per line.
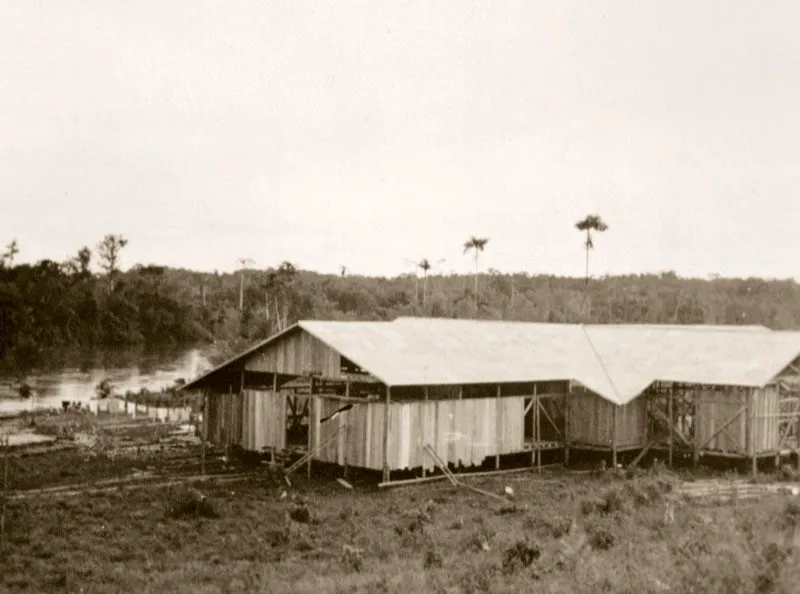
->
[418, 258, 432, 307]
[574, 215, 608, 286]
[463, 236, 490, 316]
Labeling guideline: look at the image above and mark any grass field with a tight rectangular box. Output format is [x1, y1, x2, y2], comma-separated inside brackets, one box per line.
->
[2, 416, 800, 593]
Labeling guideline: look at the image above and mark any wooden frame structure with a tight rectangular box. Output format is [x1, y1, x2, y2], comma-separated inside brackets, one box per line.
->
[640, 378, 800, 475]
[185, 321, 800, 482]
[187, 326, 573, 484]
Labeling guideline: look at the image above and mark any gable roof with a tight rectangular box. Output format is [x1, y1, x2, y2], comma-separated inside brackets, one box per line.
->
[181, 318, 800, 406]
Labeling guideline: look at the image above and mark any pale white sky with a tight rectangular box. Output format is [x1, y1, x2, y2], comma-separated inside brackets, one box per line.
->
[1, 1, 799, 279]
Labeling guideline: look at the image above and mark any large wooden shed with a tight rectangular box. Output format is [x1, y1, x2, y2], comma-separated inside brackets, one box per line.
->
[181, 318, 800, 481]
[180, 319, 576, 484]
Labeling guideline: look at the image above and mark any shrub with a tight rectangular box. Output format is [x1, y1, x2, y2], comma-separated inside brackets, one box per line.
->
[165, 487, 218, 520]
[502, 540, 542, 574]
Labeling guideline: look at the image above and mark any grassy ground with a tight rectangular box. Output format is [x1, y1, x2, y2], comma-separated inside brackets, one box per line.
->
[2, 456, 800, 594]
[2, 416, 800, 593]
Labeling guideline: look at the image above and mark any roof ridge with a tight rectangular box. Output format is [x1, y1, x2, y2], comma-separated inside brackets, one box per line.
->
[579, 324, 622, 403]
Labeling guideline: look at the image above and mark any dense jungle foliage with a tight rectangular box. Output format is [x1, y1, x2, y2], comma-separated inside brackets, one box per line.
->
[3, 235, 800, 374]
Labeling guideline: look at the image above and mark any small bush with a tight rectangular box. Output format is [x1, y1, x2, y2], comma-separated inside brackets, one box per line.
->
[423, 547, 443, 569]
[588, 528, 615, 550]
[458, 562, 498, 594]
[781, 501, 800, 530]
[341, 545, 363, 573]
[165, 487, 218, 520]
[501, 540, 541, 574]
[288, 504, 313, 524]
[602, 489, 625, 514]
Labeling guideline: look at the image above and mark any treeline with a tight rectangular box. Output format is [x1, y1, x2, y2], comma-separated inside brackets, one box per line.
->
[3, 236, 800, 374]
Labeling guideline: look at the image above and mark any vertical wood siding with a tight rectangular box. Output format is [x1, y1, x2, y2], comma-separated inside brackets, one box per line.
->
[206, 389, 286, 451]
[309, 396, 526, 471]
[568, 388, 647, 448]
[695, 387, 779, 454]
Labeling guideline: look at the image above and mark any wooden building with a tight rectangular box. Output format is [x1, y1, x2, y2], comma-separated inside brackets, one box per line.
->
[181, 318, 800, 481]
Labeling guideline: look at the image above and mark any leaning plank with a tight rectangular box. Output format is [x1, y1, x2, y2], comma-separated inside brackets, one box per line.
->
[628, 441, 654, 469]
[284, 427, 341, 477]
[423, 444, 458, 486]
[421, 443, 510, 503]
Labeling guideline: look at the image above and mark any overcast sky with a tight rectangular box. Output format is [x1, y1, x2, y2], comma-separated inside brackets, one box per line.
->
[2, 1, 799, 279]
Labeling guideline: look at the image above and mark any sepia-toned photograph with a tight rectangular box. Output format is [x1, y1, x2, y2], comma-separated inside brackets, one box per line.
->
[2, 1, 799, 592]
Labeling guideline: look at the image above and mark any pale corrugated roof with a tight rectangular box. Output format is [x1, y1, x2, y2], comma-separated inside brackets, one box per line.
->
[583, 325, 800, 400]
[182, 318, 800, 406]
[303, 318, 800, 404]
[300, 320, 617, 399]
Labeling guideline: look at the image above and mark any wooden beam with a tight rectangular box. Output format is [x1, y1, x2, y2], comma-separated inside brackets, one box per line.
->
[564, 385, 571, 466]
[343, 380, 350, 479]
[523, 398, 535, 416]
[201, 391, 208, 475]
[495, 384, 501, 470]
[378, 465, 541, 489]
[629, 441, 653, 468]
[668, 387, 674, 468]
[422, 386, 429, 479]
[538, 400, 564, 440]
[383, 385, 391, 483]
[535, 384, 541, 471]
[307, 377, 315, 480]
[648, 409, 693, 449]
[611, 405, 618, 468]
[697, 405, 746, 451]
[750, 388, 757, 478]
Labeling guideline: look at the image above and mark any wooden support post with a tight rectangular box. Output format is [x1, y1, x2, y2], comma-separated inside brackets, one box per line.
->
[750, 388, 758, 478]
[495, 384, 501, 470]
[343, 380, 350, 480]
[422, 386, 429, 479]
[564, 386, 571, 466]
[668, 387, 674, 468]
[692, 389, 700, 469]
[201, 391, 208, 475]
[535, 385, 541, 472]
[308, 377, 315, 480]
[1, 436, 7, 547]
[775, 384, 781, 470]
[226, 385, 233, 460]
[611, 405, 618, 469]
[383, 385, 391, 483]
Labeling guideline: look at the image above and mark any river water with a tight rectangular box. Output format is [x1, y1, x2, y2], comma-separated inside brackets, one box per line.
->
[0, 347, 214, 416]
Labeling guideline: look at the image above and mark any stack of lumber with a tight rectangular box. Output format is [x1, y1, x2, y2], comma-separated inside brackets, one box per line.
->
[675, 479, 800, 504]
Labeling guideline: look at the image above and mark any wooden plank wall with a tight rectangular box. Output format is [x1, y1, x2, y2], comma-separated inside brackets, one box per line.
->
[568, 388, 647, 448]
[240, 389, 286, 451]
[310, 396, 526, 471]
[695, 389, 747, 454]
[694, 387, 778, 454]
[753, 386, 779, 454]
[206, 389, 285, 451]
[245, 328, 341, 377]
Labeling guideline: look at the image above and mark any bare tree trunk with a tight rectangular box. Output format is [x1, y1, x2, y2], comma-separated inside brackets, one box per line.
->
[239, 272, 245, 310]
[274, 296, 282, 331]
[473, 253, 479, 317]
[584, 238, 590, 286]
